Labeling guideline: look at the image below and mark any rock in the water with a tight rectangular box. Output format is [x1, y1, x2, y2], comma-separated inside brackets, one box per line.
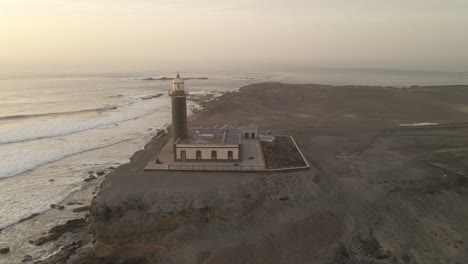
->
[50, 204, 65, 210]
[84, 175, 97, 182]
[23, 255, 32, 262]
[18, 213, 40, 223]
[96, 171, 105, 176]
[0, 247, 10, 254]
[67, 201, 84, 206]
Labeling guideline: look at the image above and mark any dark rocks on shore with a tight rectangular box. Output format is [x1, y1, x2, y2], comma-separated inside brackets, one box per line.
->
[96, 171, 105, 176]
[67, 201, 84, 206]
[84, 175, 97, 182]
[141, 93, 164, 100]
[34, 219, 86, 246]
[38, 240, 87, 264]
[22, 255, 32, 262]
[18, 213, 40, 223]
[50, 204, 65, 210]
[73, 206, 90, 213]
[0, 247, 10, 254]
[49, 179, 55, 182]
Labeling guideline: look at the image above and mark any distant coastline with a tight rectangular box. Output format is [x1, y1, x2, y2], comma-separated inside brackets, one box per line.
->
[142, 77, 209, 81]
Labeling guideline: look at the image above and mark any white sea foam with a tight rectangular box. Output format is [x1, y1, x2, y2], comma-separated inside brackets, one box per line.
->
[399, 122, 439, 127]
[0, 96, 168, 144]
[0, 108, 171, 179]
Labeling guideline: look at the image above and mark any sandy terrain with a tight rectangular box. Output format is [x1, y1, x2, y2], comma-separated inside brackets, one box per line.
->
[36, 82, 468, 264]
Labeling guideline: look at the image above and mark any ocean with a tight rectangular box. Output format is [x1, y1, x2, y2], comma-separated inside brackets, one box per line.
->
[0, 68, 467, 234]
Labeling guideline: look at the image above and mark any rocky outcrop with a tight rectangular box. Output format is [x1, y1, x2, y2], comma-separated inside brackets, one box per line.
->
[72, 206, 90, 213]
[34, 219, 87, 246]
[85, 165, 351, 263]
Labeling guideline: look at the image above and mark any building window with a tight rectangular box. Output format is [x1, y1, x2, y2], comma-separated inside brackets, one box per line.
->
[228, 151, 233, 160]
[196, 150, 202, 160]
[251, 132, 255, 139]
[180, 150, 186, 161]
[244, 132, 249, 139]
[211, 150, 217, 160]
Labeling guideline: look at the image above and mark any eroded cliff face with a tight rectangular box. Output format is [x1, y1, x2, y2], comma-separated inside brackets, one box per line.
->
[87, 168, 355, 264]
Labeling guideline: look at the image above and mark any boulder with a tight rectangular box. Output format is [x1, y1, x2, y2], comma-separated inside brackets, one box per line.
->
[22, 255, 32, 262]
[0, 247, 10, 254]
[84, 175, 97, 182]
[50, 204, 65, 210]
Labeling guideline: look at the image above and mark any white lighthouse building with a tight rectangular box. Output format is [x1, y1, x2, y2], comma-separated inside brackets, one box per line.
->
[168, 74, 258, 162]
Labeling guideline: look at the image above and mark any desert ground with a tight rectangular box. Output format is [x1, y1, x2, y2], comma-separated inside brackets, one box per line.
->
[38, 83, 467, 264]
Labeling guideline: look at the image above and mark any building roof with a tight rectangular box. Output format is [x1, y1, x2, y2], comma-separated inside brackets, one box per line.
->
[178, 126, 240, 145]
[225, 128, 239, 144]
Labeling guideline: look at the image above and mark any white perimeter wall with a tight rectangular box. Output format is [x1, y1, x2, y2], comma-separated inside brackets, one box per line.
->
[176, 146, 239, 160]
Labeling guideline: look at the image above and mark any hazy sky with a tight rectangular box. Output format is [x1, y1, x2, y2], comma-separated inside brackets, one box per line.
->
[1, 0, 468, 73]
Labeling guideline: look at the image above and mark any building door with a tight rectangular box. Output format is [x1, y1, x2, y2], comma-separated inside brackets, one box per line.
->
[180, 150, 186, 161]
[196, 150, 202, 160]
[228, 151, 233, 160]
[244, 132, 249, 139]
[251, 132, 255, 139]
[211, 150, 217, 160]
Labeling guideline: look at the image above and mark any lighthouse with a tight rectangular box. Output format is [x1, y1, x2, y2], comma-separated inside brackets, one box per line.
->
[169, 73, 188, 142]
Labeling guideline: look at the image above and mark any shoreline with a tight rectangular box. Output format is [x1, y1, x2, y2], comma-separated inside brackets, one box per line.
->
[0, 88, 220, 264]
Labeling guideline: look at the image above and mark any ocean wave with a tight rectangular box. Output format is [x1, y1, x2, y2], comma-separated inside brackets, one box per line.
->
[0, 105, 118, 122]
[0, 135, 142, 180]
[0, 105, 172, 180]
[0, 99, 169, 145]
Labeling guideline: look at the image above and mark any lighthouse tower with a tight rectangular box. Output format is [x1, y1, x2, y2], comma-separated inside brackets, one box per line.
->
[169, 73, 188, 142]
